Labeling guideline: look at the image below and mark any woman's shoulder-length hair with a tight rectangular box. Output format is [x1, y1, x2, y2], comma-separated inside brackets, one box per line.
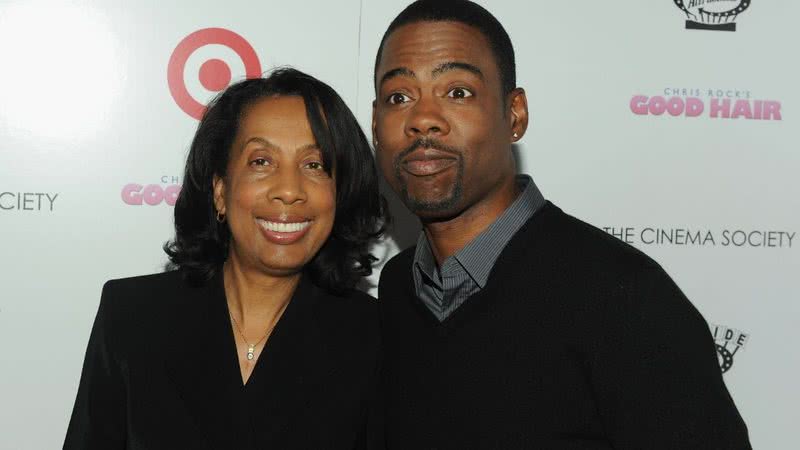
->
[164, 67, 385, 294]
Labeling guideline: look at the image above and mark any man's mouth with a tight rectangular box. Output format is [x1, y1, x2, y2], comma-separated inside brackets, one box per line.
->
[402, 149, 459, 177]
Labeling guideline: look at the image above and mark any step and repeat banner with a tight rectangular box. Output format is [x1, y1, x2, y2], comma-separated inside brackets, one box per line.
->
[1, 1, 797, 448]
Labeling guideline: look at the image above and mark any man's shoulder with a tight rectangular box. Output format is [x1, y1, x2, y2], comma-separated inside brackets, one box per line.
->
[534, 202, 662, 274]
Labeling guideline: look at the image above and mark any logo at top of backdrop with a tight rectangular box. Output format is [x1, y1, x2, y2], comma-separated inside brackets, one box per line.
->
[168, 28, 263, 120]
[673, 0, 751, 31]
[710, 323, 749, 374]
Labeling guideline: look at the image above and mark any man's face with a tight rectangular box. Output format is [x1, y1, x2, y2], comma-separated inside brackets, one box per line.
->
[373, 21, 519, 222]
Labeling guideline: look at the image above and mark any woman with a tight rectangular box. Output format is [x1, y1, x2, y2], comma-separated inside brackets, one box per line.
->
[64, 68, 385, 449]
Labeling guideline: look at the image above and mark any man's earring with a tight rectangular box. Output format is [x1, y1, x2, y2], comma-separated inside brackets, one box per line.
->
[513, 132, 519, 139]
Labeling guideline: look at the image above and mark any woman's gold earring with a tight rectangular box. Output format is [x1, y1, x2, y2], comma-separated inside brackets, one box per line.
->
[216, 211, 225, 223]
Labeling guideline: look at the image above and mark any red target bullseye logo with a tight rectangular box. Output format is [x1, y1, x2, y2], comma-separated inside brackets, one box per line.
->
[168, 28, 262, 120]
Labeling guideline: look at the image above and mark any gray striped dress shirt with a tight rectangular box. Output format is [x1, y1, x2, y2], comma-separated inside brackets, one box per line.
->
[412, 174, 546, 321]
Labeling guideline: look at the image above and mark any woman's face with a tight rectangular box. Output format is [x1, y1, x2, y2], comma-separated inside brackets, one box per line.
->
[214, 95, 336, 277]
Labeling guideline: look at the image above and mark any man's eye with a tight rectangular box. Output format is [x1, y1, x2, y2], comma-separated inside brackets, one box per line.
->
[447, 87, 474, 99]
[387, 93, 410, 105]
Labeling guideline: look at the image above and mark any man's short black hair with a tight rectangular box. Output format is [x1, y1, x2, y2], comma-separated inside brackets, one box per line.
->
[374, 0, 516, 97]
[164, 68, 384, 294]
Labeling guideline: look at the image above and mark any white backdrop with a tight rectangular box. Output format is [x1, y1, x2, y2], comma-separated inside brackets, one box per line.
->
[1, 1, 797, 448]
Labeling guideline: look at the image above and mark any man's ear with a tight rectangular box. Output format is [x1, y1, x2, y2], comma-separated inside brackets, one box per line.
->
[508, 88, 529, 142]
[212, 174, 226, 216]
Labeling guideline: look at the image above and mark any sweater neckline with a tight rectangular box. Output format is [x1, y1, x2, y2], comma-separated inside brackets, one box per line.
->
[398, 201, 558, 329]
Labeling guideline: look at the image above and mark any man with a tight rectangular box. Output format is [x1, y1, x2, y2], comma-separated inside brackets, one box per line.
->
[372, 1, 751, 448]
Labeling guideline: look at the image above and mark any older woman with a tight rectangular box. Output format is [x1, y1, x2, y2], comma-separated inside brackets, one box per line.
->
[64, 68, 384, 449]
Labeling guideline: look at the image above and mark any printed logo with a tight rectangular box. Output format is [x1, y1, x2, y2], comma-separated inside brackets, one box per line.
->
[122, 176, 182, 206]
[674, 0, 752, 31]
[602, 226, 795, 249]
[710, 323, 749, 373]
[630, 88, 782, 121]
[0, 191, 59, 212]
[167, 28, 262, 120]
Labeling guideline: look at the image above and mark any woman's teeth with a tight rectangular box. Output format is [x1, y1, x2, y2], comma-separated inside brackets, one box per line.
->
[258, 220, 310, 233]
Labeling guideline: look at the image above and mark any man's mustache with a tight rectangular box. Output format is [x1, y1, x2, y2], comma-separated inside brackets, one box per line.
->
[394, 138, 463, 165]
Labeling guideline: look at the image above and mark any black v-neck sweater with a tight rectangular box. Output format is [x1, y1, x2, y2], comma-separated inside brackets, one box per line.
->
[378, 202, 750, 449]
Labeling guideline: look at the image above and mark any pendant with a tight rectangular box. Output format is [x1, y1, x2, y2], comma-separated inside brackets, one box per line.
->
[247, 345, 255, 360]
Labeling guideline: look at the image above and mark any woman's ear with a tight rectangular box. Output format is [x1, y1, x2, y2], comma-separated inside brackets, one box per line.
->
[212, 174, 226, 216]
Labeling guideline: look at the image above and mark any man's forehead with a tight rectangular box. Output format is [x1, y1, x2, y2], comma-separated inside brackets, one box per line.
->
[378, 20, 492, 73]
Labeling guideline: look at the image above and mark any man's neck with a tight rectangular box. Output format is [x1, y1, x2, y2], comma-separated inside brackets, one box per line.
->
[423, 176, 519, 265]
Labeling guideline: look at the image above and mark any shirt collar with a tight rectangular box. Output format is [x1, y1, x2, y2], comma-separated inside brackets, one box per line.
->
[413, 231, 440, 286]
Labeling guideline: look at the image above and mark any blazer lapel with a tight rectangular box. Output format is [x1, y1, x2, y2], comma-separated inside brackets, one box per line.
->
[163, 271, 254, 450]
[244, 276, 332, 446]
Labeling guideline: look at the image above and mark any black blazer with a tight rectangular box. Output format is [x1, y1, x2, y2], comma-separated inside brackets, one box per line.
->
[64, 270, 381, 450]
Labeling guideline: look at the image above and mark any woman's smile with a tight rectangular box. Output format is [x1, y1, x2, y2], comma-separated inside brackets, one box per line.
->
[256, 217, 313, 245]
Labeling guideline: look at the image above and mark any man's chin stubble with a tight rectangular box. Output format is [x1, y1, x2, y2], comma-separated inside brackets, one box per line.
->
[400, 180, 463, 216]
[392, 148, 466, 216]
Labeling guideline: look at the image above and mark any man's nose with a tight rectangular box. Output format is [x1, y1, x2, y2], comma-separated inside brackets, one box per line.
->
[406, 96, 450, 137]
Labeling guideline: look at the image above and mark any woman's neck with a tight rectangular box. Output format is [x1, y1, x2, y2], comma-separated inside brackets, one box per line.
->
[222, 256, 300, 325]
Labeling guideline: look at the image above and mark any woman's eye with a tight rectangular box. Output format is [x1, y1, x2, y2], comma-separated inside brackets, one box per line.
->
[250, 157, 271, 166]
[305, 161, 324, 170]
[447, 87, 474, 99]
[387, 92, 410, 105]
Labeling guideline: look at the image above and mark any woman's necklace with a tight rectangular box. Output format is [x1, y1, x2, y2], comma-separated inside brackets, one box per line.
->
[228, 311, 280, 361]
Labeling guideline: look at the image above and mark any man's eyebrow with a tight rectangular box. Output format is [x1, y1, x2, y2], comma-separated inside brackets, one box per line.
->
[431, 61, 484, 80]
[379, 67, 416, 87]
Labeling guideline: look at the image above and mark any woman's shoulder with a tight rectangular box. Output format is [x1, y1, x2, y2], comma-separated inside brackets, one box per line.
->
[96, 270, 220, 347]
[315, 286, 377, 317]
[99, 270, 206, 321]
[103, 270, 183, 292]
[310, 286, 379, 336]
[309, 288, 380, 365]
[102, 270, 187, 304]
